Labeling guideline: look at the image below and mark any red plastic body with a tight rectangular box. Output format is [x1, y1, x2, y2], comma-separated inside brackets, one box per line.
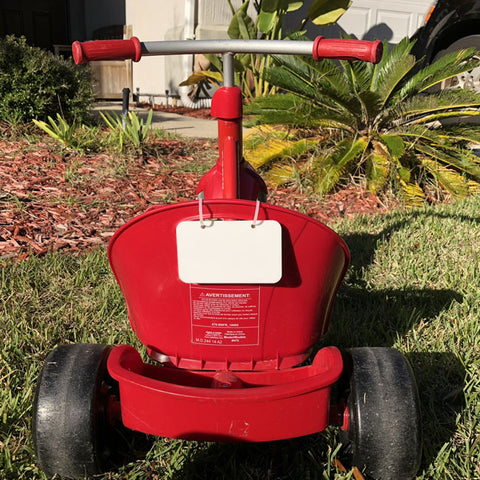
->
[108, 344, 343, 441]
[108, 200, 349, 371]
[78, 35, 368, 443]
[72, 37, 142, 64]
[313, 36, 383, 63]
[198, 86, 267, 200]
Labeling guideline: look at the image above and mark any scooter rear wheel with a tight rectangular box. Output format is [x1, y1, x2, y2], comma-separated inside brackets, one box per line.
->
[33, 344, 122, 479]
[340, 347, 422, 480]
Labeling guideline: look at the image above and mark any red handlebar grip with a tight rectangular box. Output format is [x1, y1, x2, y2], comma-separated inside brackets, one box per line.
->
[313, 37, 383, 64]
[72, 37, 142, 65]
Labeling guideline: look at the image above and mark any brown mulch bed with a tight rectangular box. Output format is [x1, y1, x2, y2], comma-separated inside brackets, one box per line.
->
[0, 137, 394, 261]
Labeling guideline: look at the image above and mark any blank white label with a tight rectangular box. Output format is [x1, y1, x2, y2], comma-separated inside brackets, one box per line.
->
[176, 220, 282, 284]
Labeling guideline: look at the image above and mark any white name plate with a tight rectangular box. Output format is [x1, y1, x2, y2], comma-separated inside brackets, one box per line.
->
[176, 220, 282, 284]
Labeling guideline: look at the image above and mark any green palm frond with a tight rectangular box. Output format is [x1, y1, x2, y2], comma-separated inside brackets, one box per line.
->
[244, 126, 317, 169]
[421, 158, 469, 199]
[340, 57, 374, 92]
[246, 93, 357, 130]
[393, 89, 480, 122]
[393, 125, 450, 147]
[415, 143, 480, 179]
[399, 179, 425, 206]
[371, 38, 415, 90]
[274, 54, 350, 94]
[265, 163, 297, 186]
[366, 140, 391, 194]
[441, 125, 480, 145]
[245, 92, 303, 114]
[407, 110, 480, 126]
[399, 48, 480, 97]
[314, 137, 368, 194]
[372, 39, 417, 106]
[250, 35, 480, 202]
[358, 90, 383, 125]
[245, 93, 316, 126]
[264, 65, 320, 101]
[267, 55, 364, 117]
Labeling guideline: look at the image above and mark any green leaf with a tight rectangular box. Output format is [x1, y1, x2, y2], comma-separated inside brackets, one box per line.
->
[33, 113, 75, 148]
[144, 108, 154, 132]
[260, 0, 302, 13]
[33, 118, 58, 139]
[257, 10, 276, 34]
[228, 1, 256, 39]
[366, 141, 390, 194]
[245, 135, 316, 168]
[381, 134, 405, 160]
[399, 180, 425, 206]
[397, 166, 411, 183]
[421, 158, 469, 199]
[401, 48, 480, 96]
[204, 53, 223, 72]
[266, 163, 296, 186]
[374, 39, 417, 108]
[315, 137, 368, 194]
[308, 0, 351, 26]
[286, 1, 303, 12]
[180, 71, 223, 87]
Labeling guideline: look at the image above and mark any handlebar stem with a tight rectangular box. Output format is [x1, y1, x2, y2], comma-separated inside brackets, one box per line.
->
[223, 53, 235, 88]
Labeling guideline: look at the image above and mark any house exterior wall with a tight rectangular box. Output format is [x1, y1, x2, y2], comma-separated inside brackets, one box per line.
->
[126, 0, 184, 97]
[285, 0, 435, 46]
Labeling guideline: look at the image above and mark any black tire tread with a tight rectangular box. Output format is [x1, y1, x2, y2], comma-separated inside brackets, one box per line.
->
[343, 347, 422, 480]
[33, 343, 111, 479]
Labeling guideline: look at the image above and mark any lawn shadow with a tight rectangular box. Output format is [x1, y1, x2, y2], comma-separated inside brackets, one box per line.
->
[406, 351, 466, 472]
[324, 213, 468, 474]
[340, 208, 480, 291]
[170, 433, 338, 480]
[326, 209, 470, 347]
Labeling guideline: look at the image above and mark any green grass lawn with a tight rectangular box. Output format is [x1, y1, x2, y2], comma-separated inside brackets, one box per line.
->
[1, 196, 479, 479]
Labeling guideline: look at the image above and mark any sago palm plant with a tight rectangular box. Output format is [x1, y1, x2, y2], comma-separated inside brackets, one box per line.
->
[244, 38, 480, 203]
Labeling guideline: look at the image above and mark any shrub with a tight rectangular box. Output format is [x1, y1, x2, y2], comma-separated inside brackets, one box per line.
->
[245, 38, 480, 204]
[0, 35, 94, 124]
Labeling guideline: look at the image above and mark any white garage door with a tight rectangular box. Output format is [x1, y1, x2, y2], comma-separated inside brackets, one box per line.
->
[335, 0, 436, 44]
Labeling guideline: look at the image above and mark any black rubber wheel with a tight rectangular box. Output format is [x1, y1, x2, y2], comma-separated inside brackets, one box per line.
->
[33, 344, 126, 479]
[340, 347, 422, 480]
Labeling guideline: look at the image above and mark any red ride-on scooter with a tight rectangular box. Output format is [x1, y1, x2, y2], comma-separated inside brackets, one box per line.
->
[33, 36, 422, 480]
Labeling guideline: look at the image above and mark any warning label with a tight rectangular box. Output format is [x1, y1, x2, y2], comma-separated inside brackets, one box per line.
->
[190, 286, 260, 346]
